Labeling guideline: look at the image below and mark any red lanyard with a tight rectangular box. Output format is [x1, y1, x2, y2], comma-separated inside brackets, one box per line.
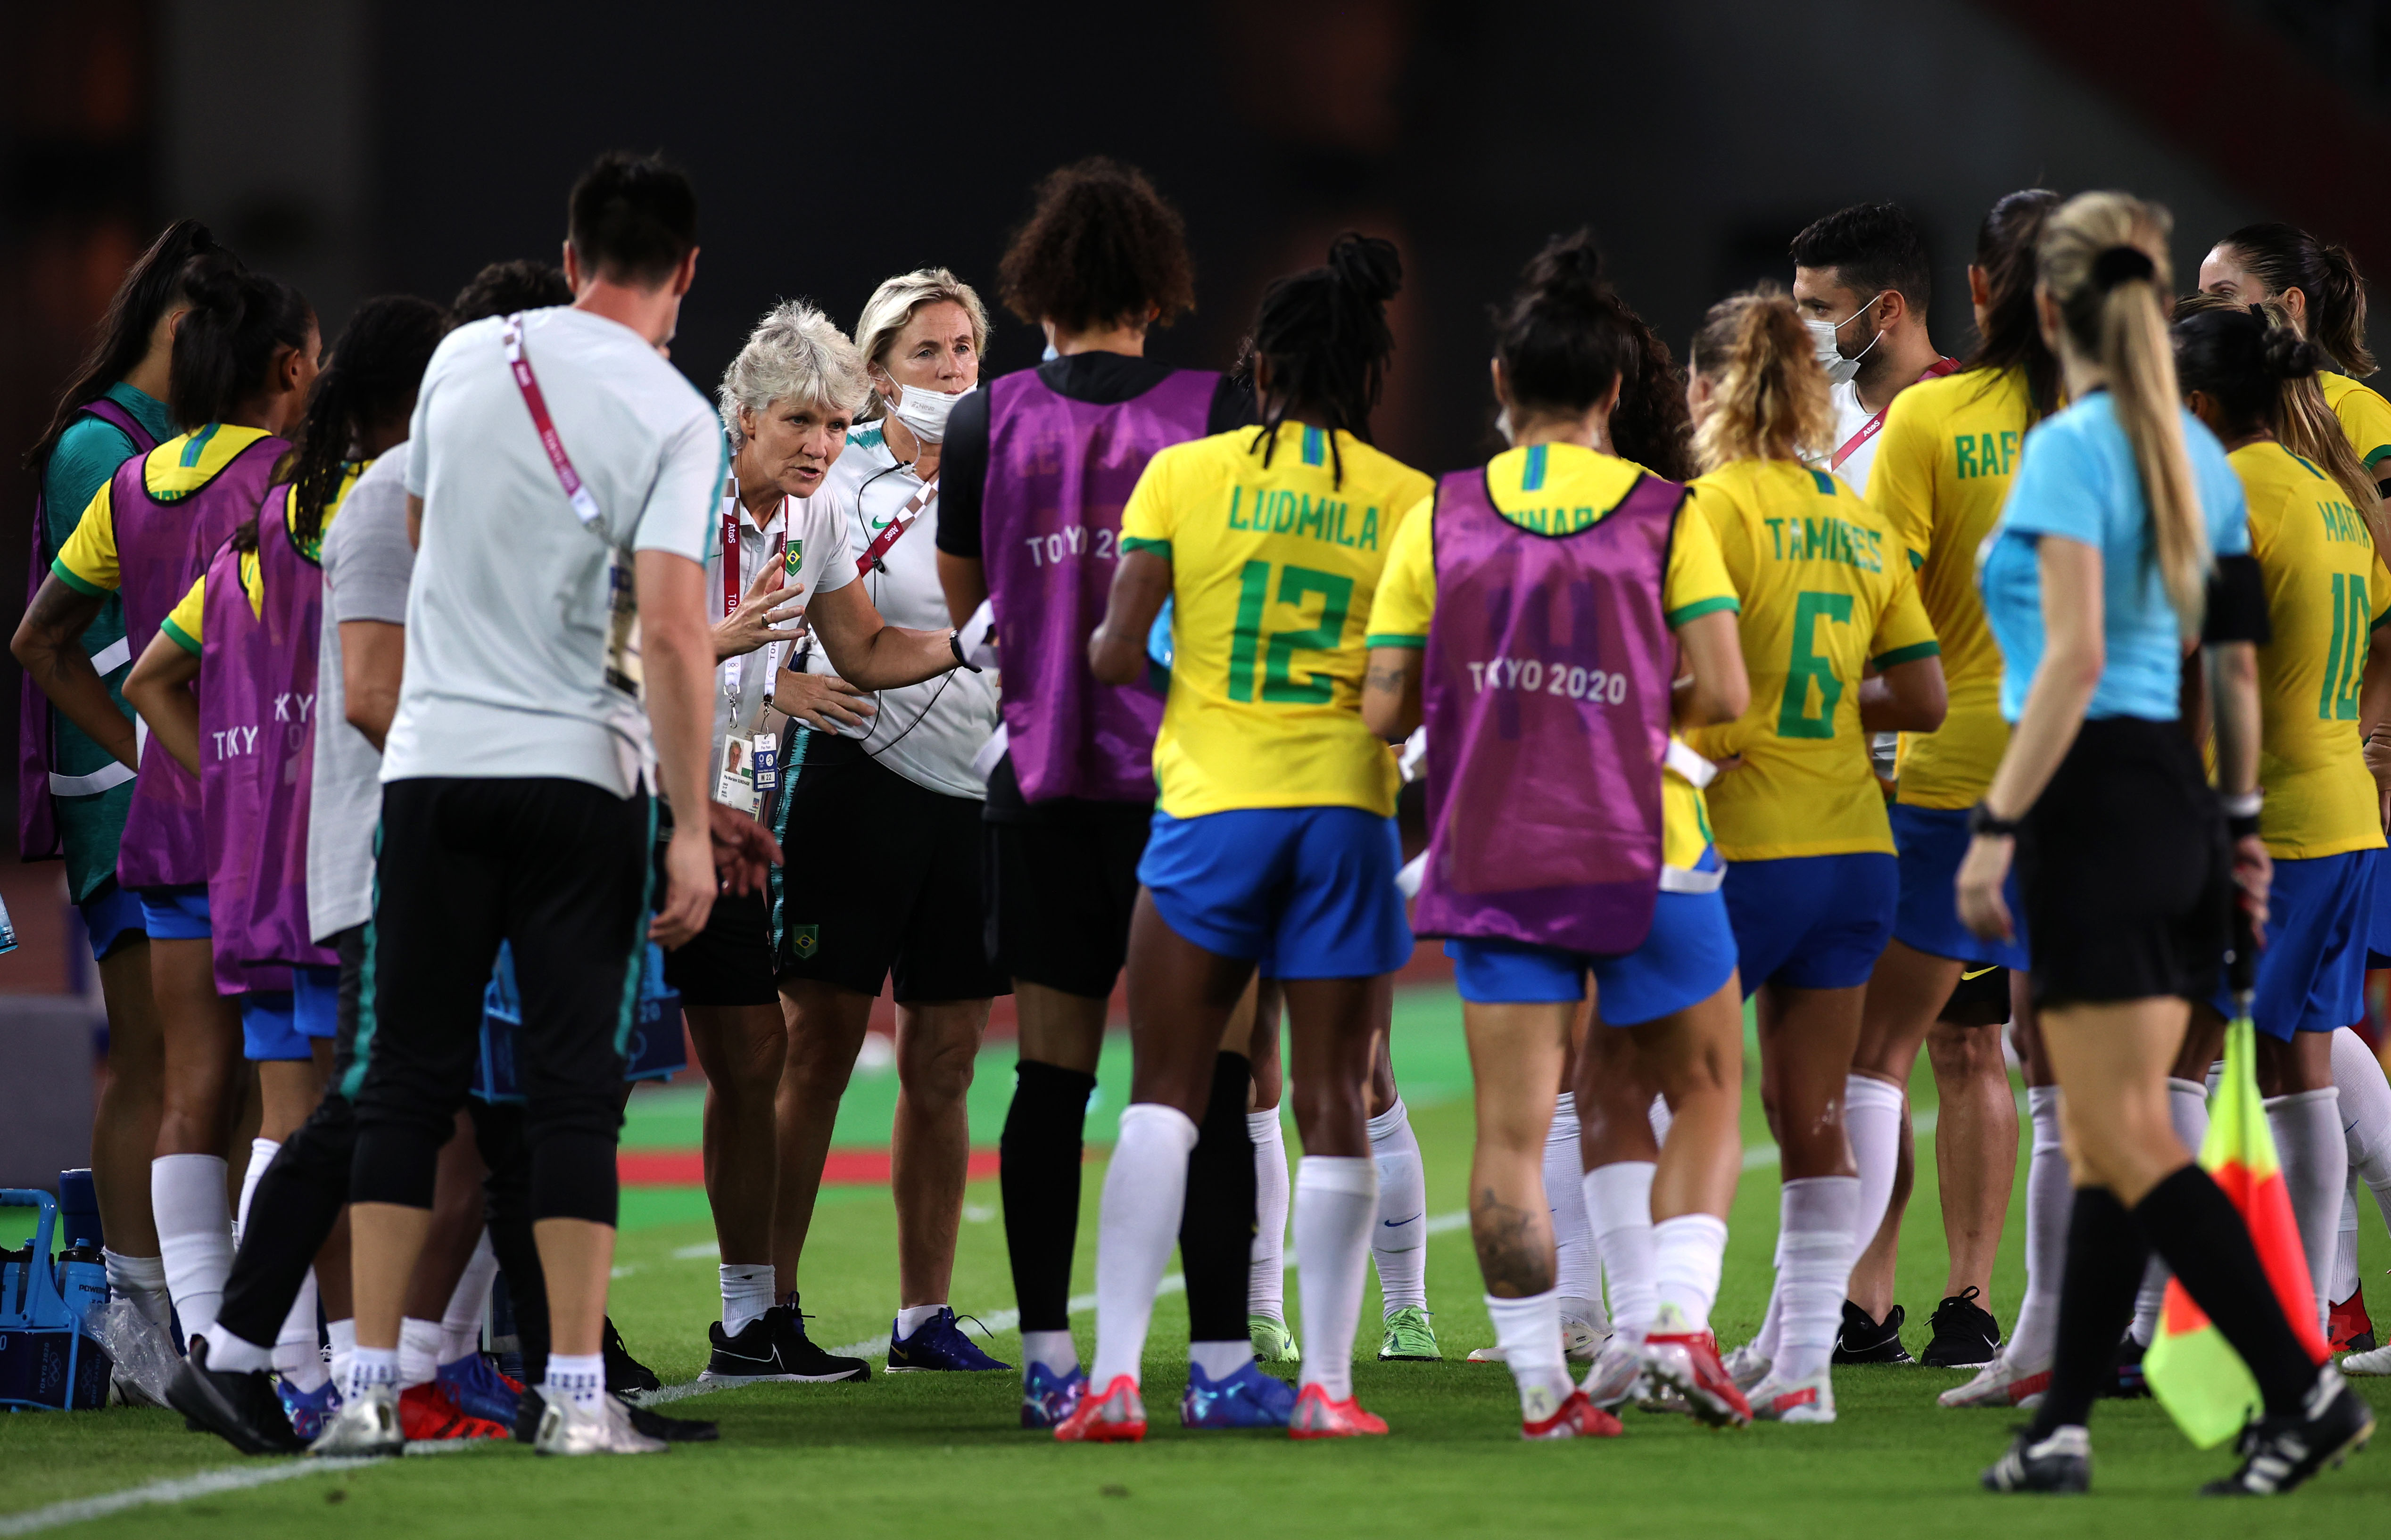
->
[1831, 357, 1960, 472]
[857, 475, 937, 576]
[720, 481, 787, 618]
[501, 314, 603, 527]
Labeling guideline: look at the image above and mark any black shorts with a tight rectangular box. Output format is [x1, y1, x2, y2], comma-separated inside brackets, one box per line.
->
[655, 835, 777, 1007]
[1940, 964, 2010, 1027]
[2017, 717, 2229, 1010]
[983, 811, 1152, 1002]
[774, 734, 1009, 1003]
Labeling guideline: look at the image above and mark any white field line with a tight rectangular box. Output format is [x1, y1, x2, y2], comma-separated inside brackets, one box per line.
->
[0, 1442, 472, 1537]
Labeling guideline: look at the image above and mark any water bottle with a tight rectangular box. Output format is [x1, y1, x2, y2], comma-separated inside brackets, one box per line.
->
[56, 1169, 109, 1324]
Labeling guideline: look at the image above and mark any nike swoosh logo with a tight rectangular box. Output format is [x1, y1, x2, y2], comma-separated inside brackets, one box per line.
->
[712, 1348, 774, 1366]
[1383, 1214, 1423, 1227]
[1961, 966, 1999, 980]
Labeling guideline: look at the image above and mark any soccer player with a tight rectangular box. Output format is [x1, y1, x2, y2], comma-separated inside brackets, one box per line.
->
[1680, 287, 1947, 1422]
[1059, 234, 1421, 1441]
[1365, 231, 1753, 1437]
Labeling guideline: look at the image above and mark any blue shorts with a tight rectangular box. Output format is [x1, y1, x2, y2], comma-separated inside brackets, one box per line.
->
[293, 964, 341, 1040]
[1446, 887, 1739, 1025]
[77, 879, 147, 962]
[134, 883, 210, 941]
[1139, 806, 1412, 979]
[1723, 852, 1899, 995]
[1889, 804, 2029, 972]
[2366, 846, 2391, 966]
[240, 991, 304, 1061]
[2220, 849, 2376, 1041]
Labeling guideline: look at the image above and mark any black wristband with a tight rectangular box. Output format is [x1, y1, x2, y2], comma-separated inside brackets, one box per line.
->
[2227, 813, 2260, 840]
[949, 630, 981, 674]
[1968, 802, 2019, 839]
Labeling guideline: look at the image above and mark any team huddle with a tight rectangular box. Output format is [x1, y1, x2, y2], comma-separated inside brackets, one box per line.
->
[12, 150, 2391, 1492]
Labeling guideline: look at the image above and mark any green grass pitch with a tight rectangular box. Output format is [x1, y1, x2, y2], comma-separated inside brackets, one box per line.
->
[3, 985, 2386, 1537]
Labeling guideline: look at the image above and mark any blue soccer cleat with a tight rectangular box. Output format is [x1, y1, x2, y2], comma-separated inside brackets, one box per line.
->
[1180, 1359, 1297, 1428]
[276, 1376, 342, 1441]
[1021, 1361, 1087, 1429]
[437, 1352, 523, 1426]
[887, 1308, 1012, 1372]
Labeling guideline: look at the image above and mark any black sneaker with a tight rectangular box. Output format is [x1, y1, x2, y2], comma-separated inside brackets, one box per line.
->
[165, 1338, 310, 1455]
[1831, 1301, 1916, 1365]
[1982, 1423, 2092, 1493]
[698, 1304, 868, 1384]
[2200, 1367, 2375, 1496]
[604, 1316, 662, 1401]
[1921, 1286, 2003, 1368]
[2100, 1334, 2151, 1399]
[516, 1387, 720, 1444]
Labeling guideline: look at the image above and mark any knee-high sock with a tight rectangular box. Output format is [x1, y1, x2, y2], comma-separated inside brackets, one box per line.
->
[399, 1317, 443, 1387]
[1088, 1104, 1200, 1388]
[2007, 1086, 2071, 1367]
[1001, 1059, 1098, 1352]
[1653, 1214, 1730, 1334]
[235, 1138, 279, 1243]
[1293, 1156, 1378, 1400]
[1369, 1098, 1429, 1316]
[1774, 1176, 1860, 1382]
[2336, 1183, 2363, 1304]
[1488, 1288, 1572, 1423]
[152, 1154, 232, 1350]
[274, 1271, 328, 1391]
[1844, 1075, 1906, 1289]
[1180, 1054, 1257, 1350]
[1751, 1240, 1787, 1362]
[2134, 1165, 2325, 1418]
[2267, 1087, 2346, 1338]
[1249, 1110, 1290, 1322]
[1584, 1161, 1657, 1342]
[2131, 1078, 2210, 1346]
[2333, 1026, 2391, 1236]
[2030, 1187, 2150, 1435]
[442, 1230, 499, 1364]
[1542, 1094, 1601, 1328]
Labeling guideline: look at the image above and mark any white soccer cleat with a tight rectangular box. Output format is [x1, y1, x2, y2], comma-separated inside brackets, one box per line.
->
[1721, 1340, 1772, 1392]
[308, 1382, 402, 1458]
[1748, 1367, 1835, 1424]
[1561, 1310, 1604, 1365]
[2341, 1341, 2391, 1376]
[1580, 1337, 1644, 1410]
[534, 1392, 669, 1456]
[1939, 1349, 2054, 1408]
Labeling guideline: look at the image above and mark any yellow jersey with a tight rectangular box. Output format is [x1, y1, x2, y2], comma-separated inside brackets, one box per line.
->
[2321, 371, 2391, 474]
[1866, 367, 2033, 808]
[159, 467, 366, 653]
[1682, 460, 1939, 861]
[1369, 443, 1741, 878]
[2234, 440, 2391, 859]
[52, 425, 283, 596]
[1120, 424, 1431, 819]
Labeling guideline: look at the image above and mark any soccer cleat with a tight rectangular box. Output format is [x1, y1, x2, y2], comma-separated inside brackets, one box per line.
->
[1580, 1337, 1645, 1409]
[277, 1378, 342, 1442]
[1940, 1349, 2054, 1409]
[1920, 1285, 2003, 1368]
[2101, 1334, 2151, 1400]
[400, 1381, 511, 1441]
[1021, 1362, 1087, 1429]
[628, 1404, 719, 1442]
[1250, 1313, 1301, 1365]
[534, 1391, 669, 1456]
[887, 1308, 1011, 1372]
[1721, 1340, 1772, 1392]
[165, 1338, 311, 1455]
[436, 1352, 521, 1426]
[1639, 1316, 1750, 1428]
[1831, 1301, 1914, 1365]
[1467, 1311, 1599, 1365]
[1182, 1359, 1297, 1428]
[1748, 1367, 1836, 1424]
[603, 1317, 662, 1401]
[2328, 1289, 2376, 1354]
[309, 1382, 404, 1458]
[1379, 1306, 1441, 1361]
[1287, 1383, 1387, 1438]
[1523, 1389, 1623, 1440]
[1054, 1374, 1146, 1442]
[2342, 1341, 2391, 1375]
[1982, 1424, 2092, 1493]
[2199, 1365, 2374, 1496]
[700, 1304, 868, 1384]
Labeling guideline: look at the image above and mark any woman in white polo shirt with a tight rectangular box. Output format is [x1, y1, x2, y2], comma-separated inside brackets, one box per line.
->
[771, 268, 1009, 1373]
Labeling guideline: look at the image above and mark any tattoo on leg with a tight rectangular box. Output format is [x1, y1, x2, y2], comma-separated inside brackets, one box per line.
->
[1470, 1187, 1553, 1295]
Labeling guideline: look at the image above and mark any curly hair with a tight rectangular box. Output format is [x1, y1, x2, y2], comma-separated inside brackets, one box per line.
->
[995, 157, 1195, 335]
[1690, 286, 1833, 472]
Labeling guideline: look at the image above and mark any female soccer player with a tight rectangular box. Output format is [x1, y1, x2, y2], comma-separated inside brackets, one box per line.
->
[1965, 191, 2367, 1496]
[1679, 287, 1947, 1422]
[1365, 232, 1753, 1438]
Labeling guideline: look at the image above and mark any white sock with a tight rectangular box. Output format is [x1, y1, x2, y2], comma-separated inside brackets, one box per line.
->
[720, 1263, 774, 1336]
[1249, 1109, 1290, 1322]
[1543, 1094, 1603, 1330]
[345, 1344, 399, 1404]
[104, 1248, 171, 1329]
[1653, 1213, 1730, 1334]
[204, 1325, 275, 1374]
[1583, 1161, 1658, 1343]
[1189, 1340, 1254, 1381]
[541, 1350, 604, 1411]
[1752, 1236, 1787, 1361]
[274, 1271, 327, 1390]
[1844, 1075, 1906, 1275]
[1487, 1288, 1572, 1423]
[1368, 1099, 1428, 1314]
[328, 1318, 357, 1397]
[2267, 1087, 2346, 1338]
[896, 1304, 945, 1338]
[1647, 1094, 1673, 1148]
[152, 1153, 233, 1349]
[2132, 1078, 2211, 1345]
[1021, 1330, 1079, 1378]
[442, 1232, 499, 1364]
[398, 1316, 442, 1388]
[2336, 1183, 2362, 1302]
[1088, 1103, 1199, 1388]
[1293, 1156, 1378, 1401]
[2333, 1026, 2391, 1235]
[234, 1137, 279, 1243]
[2009, 1087, 2070, 1366]
[1775, 1176, 1860, 1382]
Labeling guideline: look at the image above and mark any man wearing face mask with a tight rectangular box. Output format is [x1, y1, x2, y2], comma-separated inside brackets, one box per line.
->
[1790, 203, 1953, 492]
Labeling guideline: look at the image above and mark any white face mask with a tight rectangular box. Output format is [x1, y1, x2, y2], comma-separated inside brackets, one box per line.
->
[887, 380, 974, 445]
[1803, 292, 1886, 387]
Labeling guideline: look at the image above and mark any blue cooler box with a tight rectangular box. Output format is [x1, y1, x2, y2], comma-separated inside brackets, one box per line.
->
[472, 939, 687, 1102]
[0, 1189, 112, 1411]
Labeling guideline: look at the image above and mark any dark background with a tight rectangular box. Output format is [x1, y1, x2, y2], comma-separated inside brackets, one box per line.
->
[7, 0, 2391, 854]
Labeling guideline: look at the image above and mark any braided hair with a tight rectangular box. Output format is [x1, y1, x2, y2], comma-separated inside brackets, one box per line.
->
[1239, 233, 1402, 488]
[289, 295, 450, 546]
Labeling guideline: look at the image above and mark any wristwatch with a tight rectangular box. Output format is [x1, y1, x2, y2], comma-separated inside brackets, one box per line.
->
[1967, 802, 2019, 839]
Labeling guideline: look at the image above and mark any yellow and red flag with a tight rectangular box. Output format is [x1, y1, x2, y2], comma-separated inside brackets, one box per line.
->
[2144, 1013, 2330, 1447]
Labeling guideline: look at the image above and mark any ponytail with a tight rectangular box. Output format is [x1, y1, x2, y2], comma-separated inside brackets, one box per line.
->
[1241, 232, 1403, 488]
[168, 268, 314, 431]
[289, 295, 451, 546]
[2042, 192, 2205, 633]
[2314, 242, 2375, 378]
[1963, 189, 2063, 419]
[2216, 222, 2376, 379]
[1491, 231, 1691, 477]
[1690, 286, 1832, 471]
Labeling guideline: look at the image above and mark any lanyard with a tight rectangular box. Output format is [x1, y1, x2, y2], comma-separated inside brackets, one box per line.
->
[857, 473, 937, 576]
[501, 313, 603, 527]
[718, 482, 788, 718]
[1830, 356, 1960, 472]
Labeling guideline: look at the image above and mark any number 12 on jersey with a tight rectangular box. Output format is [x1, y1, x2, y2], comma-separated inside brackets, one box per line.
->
[1226, 560, 1354, 704]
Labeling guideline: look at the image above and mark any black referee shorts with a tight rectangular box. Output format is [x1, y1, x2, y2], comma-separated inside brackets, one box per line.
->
[2017, 717, 2229, 1010]
[984, 800, 1152, 1002]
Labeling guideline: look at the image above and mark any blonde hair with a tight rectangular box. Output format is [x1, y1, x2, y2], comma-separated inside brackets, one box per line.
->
[1689, 285, 1834, 471]
[2039, 192, 2206, 633]
[717, 299, 872, 447]
[852, 267, 991, 424]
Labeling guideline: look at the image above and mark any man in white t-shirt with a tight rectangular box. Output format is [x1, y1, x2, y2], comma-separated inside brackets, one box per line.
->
[1788, 202, 1951, 492]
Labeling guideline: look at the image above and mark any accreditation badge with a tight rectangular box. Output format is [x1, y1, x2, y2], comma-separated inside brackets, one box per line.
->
[715, 733, 758, 815]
